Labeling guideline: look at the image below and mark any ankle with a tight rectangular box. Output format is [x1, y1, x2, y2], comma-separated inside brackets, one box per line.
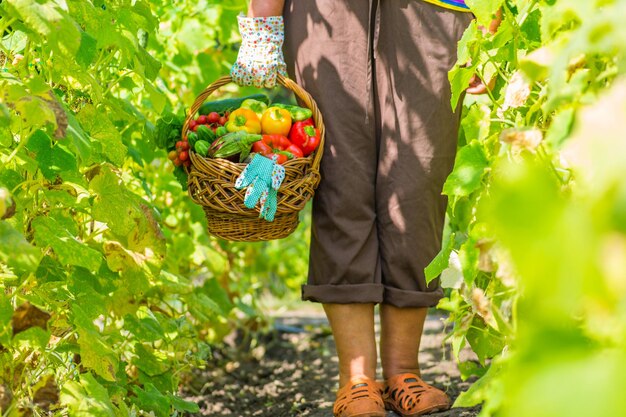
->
[382, 366, 421, 380]
[339, 372, 377, 387]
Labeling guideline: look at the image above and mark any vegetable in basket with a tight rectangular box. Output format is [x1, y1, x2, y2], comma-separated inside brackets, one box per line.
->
[208, 131, 262, 162]
[261, 107, 292, 136]
[272, 103, 313, 121]
[198, 93, 270, 115]
[289, 118, 321, 156]
[225, 108, 262, 134]
[241, 98, 269, 119]
[194, 140, 211, 157]
[252, 134, 303, 164]
[196, 125, 216, 144]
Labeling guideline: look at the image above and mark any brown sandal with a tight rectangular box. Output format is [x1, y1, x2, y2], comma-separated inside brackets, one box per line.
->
[333, 377, 386, 417]
[382, 373, 451, 417]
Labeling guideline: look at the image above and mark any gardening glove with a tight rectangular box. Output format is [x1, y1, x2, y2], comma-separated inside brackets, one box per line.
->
[230, 15, 288, 89]
[235, 154, 285, 221]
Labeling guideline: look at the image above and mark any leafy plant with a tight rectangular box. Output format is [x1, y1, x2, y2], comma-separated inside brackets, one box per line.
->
[0, 0, 309, 415]
[434, 0, 626, 415]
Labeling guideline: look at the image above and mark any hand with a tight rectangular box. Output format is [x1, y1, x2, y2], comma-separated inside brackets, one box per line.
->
[235, 154, 286, 221]
[467, 11, 503, 95]
[466, 73, 496, 95]
[230, 15, 288, 89]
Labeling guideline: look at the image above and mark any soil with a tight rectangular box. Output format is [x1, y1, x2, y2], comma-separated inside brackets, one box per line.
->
[183, 307, 481, 417]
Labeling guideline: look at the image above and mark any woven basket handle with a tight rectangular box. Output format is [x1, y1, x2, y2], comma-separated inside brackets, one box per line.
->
[182, 74, 325, 169]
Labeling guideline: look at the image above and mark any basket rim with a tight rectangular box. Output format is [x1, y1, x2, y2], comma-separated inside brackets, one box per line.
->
[182, 74, 325, 173]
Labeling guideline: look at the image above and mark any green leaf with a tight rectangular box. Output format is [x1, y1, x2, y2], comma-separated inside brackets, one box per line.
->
[60, 373, 116, 417]
[424, 232, 455, 284]
[0, 222, 42, 274]
[465, 0, 504, 28]
[76, 31, 98, 68]
[13, 326, 50, 350]
[131, 383, 170, 417]
[442, 141, 490, 197]
[77, 105, 127, 165]
[25, 130, 78, 181]
[133, 343, 168, 377]
[466, 317, 505, 364]
[455, 360, 503, 408]
[169, 394, 200, 413]
[72, 305, 118, 382]
[32, 216, 102, 271]
[545, 108, 575, 148]
[449, 65, 475, 109]
[124, 307, 164, 342]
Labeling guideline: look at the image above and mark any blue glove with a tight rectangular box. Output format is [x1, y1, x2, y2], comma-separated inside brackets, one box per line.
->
[235, 154, 286, 221]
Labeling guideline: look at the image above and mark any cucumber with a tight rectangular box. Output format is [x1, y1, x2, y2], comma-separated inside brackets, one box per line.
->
[196, 125, 216, 144]
[198, 94, 270, 116]
[272, 103, 313, 121]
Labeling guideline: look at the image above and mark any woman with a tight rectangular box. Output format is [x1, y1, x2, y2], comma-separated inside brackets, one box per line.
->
[231, 1, 494, 416]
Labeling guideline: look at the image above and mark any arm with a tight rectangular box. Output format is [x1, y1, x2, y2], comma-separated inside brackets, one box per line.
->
[248, 0, 285, 17]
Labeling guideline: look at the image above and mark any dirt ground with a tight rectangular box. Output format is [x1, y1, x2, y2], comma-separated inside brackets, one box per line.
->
[183, 307, 481, 417]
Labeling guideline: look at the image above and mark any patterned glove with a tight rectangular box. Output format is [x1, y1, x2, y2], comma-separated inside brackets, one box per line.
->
[235, 154, 286, 222]
[230, 15, 288, 89]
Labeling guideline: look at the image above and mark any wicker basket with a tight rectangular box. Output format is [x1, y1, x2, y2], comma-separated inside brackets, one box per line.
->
[183, 74, 325, 242]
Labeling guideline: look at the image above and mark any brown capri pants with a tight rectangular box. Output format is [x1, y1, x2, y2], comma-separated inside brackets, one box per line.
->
[283, 0, 472, 308]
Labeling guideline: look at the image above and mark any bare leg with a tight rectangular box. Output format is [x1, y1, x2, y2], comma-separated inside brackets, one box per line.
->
[379, 304, 428, 379]
[323, 303, 377, 387]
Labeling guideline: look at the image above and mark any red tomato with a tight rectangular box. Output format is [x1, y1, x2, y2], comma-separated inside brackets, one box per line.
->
[197, 115, 207, 124]
[173, 158, 182, 166]
[189, 120, 197, 129]
[208, 112, 220, 124]
[218, 116, 228, 126]
[183, 159, 191, 167]
[179, 151, 189, 161]
[176, 140, 184, 150]
[181, 141, 190, 151]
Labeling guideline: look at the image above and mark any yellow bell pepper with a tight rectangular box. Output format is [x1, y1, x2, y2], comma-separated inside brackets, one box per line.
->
[225, 108, 262, 134]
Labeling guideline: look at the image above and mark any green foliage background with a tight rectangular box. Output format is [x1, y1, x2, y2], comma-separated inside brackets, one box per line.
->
[1, 0, 626, 416]
[0, 0, 309, 415]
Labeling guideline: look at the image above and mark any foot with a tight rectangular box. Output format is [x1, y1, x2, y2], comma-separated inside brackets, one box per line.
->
[333, 377, 386, 417]
[382, 373, 451, 417]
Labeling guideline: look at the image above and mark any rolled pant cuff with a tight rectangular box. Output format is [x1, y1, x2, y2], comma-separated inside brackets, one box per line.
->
[383, 286, 444, 308]
[301, 283, 444, 308]
[302, 283, 384, 304]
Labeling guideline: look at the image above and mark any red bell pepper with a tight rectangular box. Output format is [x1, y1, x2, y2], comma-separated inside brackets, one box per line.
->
[251, 134, 303, 164]
[288, 118, 320, 156]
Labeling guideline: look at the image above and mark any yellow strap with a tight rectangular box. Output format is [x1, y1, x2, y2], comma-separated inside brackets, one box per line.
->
[421, 0, 472, 13]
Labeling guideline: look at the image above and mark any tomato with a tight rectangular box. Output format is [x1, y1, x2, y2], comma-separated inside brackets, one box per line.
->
[189, 119, 197, 129]
[218, 116, 228, 126]
[183, 159, 191, 168]
[173, 158, 182, 166]
[261, 107, 292, 136]
[197, 115, 207, 125]
[176, 140, 184, 150]
[179, 151, 189, 161]
[168, 150, 178, 160]
[208, 112, 220, 124]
